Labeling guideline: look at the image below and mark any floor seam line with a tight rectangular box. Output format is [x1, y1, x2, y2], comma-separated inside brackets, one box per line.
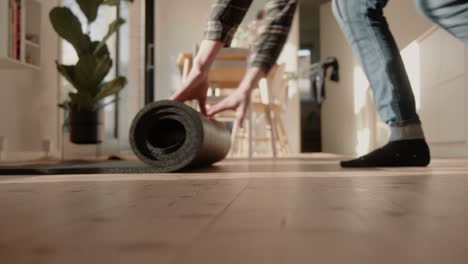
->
[170, 178, 251, 264]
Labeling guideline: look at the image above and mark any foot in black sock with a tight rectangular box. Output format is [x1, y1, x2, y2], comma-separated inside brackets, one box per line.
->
[340, 139, 430, 168]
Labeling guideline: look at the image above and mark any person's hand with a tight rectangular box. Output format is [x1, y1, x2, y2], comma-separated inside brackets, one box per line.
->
[207, 89, 251, 128]
[170, 40, 225, 115]
[206, 66, 265, 128]
[170, 68, 209, 116]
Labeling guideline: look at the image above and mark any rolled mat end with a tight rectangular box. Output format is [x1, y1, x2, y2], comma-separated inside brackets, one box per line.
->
[129, 100, 231, 173]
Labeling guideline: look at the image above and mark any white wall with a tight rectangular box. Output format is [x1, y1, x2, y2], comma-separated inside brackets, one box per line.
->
[154, 0, 208, 100]
[281, 12, 301, 154]
[412, 28, 468, 157]
[155, 0, 301, 153]
[0, 0, 61, 161]
[320, 1, 433, 156]
[118, 1, 146, 152]
[319, 3, 358, 155]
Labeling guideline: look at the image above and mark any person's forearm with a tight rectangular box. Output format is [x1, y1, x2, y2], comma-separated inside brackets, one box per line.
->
[192, 40, 225, 72]
[249, 0, 298, 73]
[238, 67, 266, 94]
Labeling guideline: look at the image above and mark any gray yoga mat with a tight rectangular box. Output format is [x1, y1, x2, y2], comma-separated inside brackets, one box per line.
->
[129, 100, 231, 173]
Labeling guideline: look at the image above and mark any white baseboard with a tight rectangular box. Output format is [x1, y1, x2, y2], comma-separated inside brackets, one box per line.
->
[0, 151, 58, 162]
[1, 141, 132, 162]
[429, 143, 468, 158]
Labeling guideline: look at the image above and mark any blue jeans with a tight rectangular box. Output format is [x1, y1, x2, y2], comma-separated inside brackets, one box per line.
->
[332, 0, 468, 125]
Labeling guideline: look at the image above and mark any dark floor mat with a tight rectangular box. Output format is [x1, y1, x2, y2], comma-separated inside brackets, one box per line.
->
[0, 160, 172, 175]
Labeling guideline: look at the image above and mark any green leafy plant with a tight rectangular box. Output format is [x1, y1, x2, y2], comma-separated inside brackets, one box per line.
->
[50, 0, 133, 111]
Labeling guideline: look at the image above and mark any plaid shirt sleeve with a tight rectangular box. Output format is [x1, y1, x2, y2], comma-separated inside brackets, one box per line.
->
[249, 0, 297, 72]
[204, 0, 298, 73]
[204, 0, 253, 45]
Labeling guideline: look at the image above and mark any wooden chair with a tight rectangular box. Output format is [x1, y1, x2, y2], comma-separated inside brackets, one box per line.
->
[261, 64, 291, 156]
[230, 63, 291, 158]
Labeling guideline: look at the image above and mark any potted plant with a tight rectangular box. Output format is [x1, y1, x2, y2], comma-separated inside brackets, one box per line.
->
[50, 0, 133, 144]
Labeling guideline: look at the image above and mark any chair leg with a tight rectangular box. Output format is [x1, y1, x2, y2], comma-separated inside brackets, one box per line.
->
[247, 107, 253, 159]
[182, 58, 190, 82]
[229, 121, 240, 158]
[275, 111, 290, 155]
[265, 105, 277, 158]
[237, 127, 245, 157]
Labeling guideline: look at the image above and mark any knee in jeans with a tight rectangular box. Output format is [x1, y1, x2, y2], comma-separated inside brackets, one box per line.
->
[332, 0, 365, 23]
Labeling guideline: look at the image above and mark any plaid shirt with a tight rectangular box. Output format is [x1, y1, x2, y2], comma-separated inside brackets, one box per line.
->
[204, 0, 298, 72]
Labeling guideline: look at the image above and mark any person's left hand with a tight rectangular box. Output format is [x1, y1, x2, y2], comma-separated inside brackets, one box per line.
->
[207, 89, 251, 128]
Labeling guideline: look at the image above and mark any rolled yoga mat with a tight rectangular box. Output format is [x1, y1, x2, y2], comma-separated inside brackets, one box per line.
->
[129, 100, 231, 173]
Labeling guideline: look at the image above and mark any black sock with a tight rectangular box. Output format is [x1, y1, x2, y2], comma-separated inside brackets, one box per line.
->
[340, 139, 430, 168]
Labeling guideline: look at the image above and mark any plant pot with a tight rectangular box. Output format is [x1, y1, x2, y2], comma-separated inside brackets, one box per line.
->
[69, 109, 103, 144]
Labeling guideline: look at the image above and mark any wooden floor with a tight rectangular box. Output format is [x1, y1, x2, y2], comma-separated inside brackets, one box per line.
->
[1, 154, 468, 264]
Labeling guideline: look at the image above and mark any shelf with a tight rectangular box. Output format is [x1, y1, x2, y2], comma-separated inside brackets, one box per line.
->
[0, 57, 40, 70]
[0, 0, 42, 71]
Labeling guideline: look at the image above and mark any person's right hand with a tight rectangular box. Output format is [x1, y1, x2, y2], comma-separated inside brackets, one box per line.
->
[170, 67, 209, 116]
